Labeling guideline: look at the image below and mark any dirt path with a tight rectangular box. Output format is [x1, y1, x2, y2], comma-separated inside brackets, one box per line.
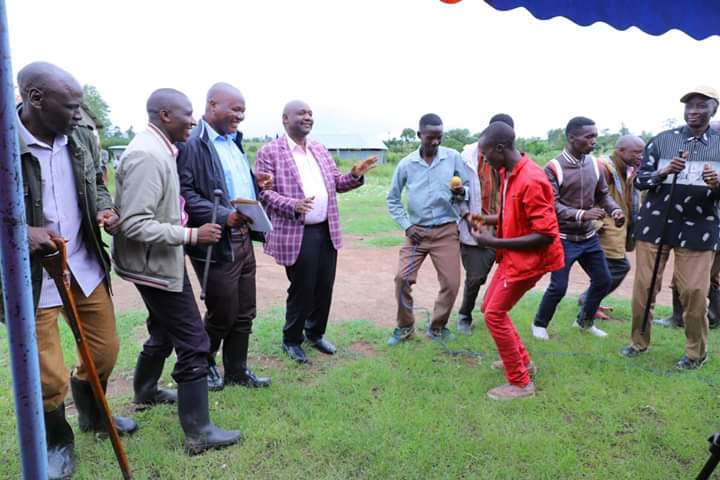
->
[111, 235, 674, 328]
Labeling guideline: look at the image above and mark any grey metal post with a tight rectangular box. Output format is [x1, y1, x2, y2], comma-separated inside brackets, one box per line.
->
[0, 0, 49, 477]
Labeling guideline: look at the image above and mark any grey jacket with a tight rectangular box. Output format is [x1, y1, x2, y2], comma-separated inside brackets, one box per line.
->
[112, 128, 192, 292]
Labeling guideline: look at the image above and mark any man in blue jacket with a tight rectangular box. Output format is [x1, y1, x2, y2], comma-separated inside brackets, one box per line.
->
[178, 82, 272, 391]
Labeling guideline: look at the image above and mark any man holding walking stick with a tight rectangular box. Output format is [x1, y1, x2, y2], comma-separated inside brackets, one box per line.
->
[2, 62, 137, 479]
[621, 86, 720, 370]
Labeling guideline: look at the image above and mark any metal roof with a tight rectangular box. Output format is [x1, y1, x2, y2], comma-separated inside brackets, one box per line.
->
[311, 133, 387, 151]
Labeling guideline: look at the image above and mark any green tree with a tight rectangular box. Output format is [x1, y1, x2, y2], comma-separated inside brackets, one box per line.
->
[400, 128, 416, 143]
[82, 84, 112, 135]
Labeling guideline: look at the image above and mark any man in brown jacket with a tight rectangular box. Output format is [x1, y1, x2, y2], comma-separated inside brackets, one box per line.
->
[578, 135, 644, 318]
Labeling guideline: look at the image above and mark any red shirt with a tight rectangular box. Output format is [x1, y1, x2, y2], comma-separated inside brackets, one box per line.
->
[496, 154, 564, 281]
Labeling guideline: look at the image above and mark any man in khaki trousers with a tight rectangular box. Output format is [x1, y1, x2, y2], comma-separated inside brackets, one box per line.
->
[386, 113, 468, 345]
[622, 86, 720, 370]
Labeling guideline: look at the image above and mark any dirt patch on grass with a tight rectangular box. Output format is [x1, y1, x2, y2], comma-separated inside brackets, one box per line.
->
[347, 341, 378, 358]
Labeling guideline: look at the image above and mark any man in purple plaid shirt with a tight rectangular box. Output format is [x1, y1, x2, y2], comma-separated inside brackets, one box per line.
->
[255, 100, 377, 363]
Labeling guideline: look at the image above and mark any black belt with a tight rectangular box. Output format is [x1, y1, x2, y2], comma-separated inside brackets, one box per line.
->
[416, 221, 455, 229]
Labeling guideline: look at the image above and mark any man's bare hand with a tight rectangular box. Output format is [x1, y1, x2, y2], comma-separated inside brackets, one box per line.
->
[471, 228, 496, 247]
[661, 151, 688, 177]
[351, 156, 378, 177]
[582, 208, 606, 221]
[226, 211, 253, 228]
[295, 196, 315, 214]
[703, 163, 719, 190]
[405, 225, 426, 244]
[611, 209, 626, 227]
[97, 209, 121, 235]
[255, 171, 273, 190]
[28, 226, 62, 255]
[197, 223, 222, 245]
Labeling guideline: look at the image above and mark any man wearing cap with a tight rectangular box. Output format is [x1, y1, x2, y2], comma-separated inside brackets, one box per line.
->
[621, 86, 720, 370]
[656, 119, 720, 329]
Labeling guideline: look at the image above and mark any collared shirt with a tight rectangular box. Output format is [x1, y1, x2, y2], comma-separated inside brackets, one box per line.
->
[204, 120, 255, 202]
[17, 111, 104, 308]
[635, 125, 720, 251]
[387, 146, 467, 231]
[286, 134, 328, 224]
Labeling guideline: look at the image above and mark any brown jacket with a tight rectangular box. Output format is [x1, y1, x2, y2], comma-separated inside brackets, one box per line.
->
[545, 150, 621, 242]
[596, 154, 637, 259]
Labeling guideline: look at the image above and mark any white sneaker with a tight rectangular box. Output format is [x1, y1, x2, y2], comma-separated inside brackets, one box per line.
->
[587, 325, 608, 337]
[573, 320, 607, 337]
[531, 324, 549, 340]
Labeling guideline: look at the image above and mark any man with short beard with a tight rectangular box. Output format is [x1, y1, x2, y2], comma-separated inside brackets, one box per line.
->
[178, 83, 272, 391]
[4, 61, 135, 479]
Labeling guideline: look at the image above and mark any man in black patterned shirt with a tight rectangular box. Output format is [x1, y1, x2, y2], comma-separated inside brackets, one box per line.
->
[622, 86, 720, 369]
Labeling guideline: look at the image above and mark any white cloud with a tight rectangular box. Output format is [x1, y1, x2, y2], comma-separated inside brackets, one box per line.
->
[8, 0, 720, 140]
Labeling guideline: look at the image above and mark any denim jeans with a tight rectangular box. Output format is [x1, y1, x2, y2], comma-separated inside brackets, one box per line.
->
[534, 236, 611, 328]
[578, 256, 631, 304]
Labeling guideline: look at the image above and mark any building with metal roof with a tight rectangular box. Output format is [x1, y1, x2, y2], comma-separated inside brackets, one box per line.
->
[311, 133, 388, 163]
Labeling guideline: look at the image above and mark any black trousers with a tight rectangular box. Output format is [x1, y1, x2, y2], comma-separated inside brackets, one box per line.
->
[135, 271, 210, 383]
[283, 222, 337, 345]
[190, 233, 256, 340]
[458, 244, 496, 318]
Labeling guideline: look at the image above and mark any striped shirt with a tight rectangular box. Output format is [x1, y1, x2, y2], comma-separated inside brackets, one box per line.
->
[634, 125, 720, 251]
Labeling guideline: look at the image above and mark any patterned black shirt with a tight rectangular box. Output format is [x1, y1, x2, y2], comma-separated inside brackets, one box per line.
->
[634, 126, 720, 251]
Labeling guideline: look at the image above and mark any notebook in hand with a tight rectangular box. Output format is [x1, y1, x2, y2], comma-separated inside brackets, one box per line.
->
[230, 198, 273, 233]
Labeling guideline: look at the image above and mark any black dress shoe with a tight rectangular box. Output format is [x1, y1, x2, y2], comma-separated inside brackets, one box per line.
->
[282, 343, 309, 364]
[225, 369, 271, 388]
[307, 337, 337, 355]
[207, 365, 224, 392]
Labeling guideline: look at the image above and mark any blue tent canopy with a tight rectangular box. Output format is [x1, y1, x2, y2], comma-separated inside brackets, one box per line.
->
[484, 0, 720, 40]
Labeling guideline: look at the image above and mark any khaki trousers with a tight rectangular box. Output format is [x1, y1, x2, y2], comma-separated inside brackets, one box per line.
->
[631, 240, 712, 359]
[35, 279, 118, 411]
[394, 223, 461, 330]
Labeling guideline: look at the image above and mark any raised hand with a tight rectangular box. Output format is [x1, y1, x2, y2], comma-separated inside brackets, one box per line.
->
[351, 156, 378, 177]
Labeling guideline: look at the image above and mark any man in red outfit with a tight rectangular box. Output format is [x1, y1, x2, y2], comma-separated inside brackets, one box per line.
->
[469, 121, 564, 400]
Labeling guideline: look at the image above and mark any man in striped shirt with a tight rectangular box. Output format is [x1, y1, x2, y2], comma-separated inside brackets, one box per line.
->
[532, 117, 624, 340]
[622, 86, 720, 370]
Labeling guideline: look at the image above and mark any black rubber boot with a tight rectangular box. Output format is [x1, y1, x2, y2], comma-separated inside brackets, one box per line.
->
[132, 351, 177, 406]
[223, 333, 270, 388]
[654, 288, 684, 328]
[207, 334, 224, 392]
[708, 287, 720, 329]
[70, 377, 138, 436]
[45, 403, 75, 480]
[177, 378, 242, 455]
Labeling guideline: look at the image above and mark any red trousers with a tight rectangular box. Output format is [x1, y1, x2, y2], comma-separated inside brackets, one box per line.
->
[481, 267, 542, 387]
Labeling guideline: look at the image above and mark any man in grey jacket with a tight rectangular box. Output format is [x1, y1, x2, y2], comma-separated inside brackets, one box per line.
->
[113, 88, 241, 455]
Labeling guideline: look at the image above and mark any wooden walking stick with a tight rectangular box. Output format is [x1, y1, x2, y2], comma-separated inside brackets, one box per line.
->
[40, 239, 132, 480]
[200, 189, 223, 300]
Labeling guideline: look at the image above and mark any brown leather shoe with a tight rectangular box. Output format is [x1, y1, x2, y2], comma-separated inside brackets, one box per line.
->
[490, 360, 537, 378]
[487, 382, 535, 401]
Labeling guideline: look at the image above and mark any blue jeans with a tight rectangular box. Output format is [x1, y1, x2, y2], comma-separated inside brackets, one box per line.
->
[534, 236, 611, 328]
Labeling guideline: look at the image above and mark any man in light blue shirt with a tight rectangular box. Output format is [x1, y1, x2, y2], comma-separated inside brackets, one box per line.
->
[387, 113, 468, 345]
[178, 82, 271, 392]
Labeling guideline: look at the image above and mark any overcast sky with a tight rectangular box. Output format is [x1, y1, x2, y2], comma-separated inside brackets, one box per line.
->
[8, 0, 720, 140]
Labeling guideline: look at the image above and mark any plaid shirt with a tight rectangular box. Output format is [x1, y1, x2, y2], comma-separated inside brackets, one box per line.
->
[255, 136, 363, 266]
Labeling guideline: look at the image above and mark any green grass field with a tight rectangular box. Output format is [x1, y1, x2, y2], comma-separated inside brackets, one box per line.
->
[2, 159, 719, 479]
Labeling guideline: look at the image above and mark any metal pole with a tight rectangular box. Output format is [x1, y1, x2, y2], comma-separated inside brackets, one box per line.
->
[0, 0, 49, 478]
